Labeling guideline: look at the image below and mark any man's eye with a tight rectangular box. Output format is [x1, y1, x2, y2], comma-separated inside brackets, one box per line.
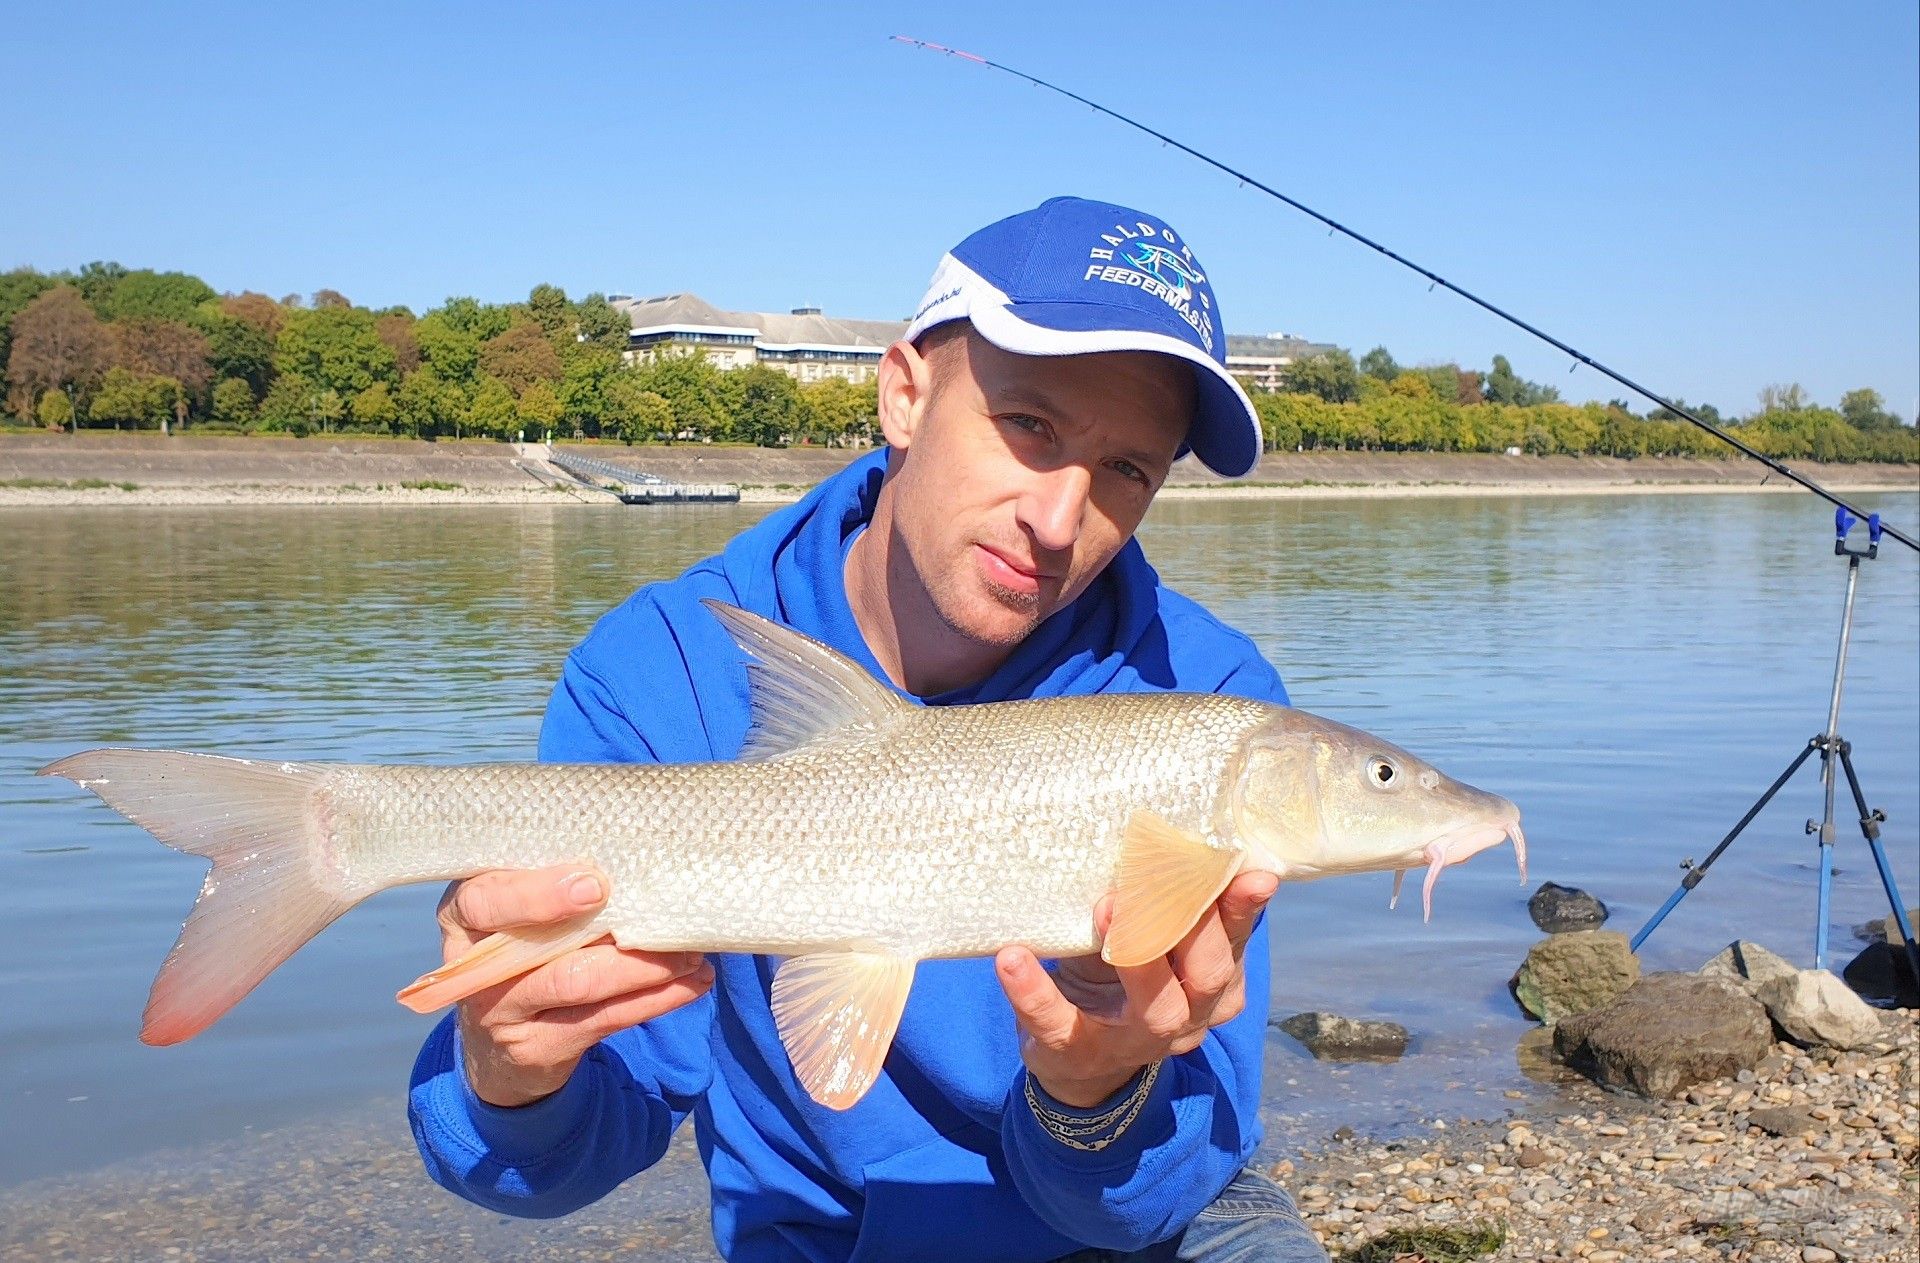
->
[1108, 458, 1149, 486]
[1005, 413, 1046, 435]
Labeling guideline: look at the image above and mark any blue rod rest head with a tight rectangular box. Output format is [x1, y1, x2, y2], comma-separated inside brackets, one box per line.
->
[1835, 507, 1855, 539]
[1867, 513, 1883, 543]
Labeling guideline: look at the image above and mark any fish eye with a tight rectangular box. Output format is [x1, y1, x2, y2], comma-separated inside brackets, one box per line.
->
[1367, 757, 1403, 791]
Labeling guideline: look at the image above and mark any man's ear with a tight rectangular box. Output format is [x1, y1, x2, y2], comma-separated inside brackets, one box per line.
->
[876, 339, 931, 451]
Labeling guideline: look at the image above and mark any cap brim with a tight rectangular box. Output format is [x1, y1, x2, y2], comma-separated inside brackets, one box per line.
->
[963, 299, 1263, 479]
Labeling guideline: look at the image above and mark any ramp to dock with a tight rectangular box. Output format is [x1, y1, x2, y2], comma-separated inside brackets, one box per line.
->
[543, 448, 740, 503]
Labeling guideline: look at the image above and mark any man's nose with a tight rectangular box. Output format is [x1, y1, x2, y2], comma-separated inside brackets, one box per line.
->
[1017, 464, 1092, 553]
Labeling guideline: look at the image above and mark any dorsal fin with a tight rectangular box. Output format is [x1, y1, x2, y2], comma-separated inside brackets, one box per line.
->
[702, 599, 910, 760]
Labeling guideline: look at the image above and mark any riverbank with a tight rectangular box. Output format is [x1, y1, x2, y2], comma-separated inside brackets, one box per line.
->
[2, 432, 1914, 506]
[2, 1011, 1909, 1262]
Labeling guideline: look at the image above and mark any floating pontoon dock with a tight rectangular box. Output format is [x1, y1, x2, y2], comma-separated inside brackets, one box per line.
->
[545, 449, 740, 504]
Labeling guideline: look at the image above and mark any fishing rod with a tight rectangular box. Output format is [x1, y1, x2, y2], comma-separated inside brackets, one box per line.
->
[891, 35, 1919, 554]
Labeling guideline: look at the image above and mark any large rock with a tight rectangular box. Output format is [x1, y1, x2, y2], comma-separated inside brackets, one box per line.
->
[1274, 1011, 1409, 1061]
[1842, 940, 1919, 1008]
[1698, 940, 1799, 995]
[1853, 908, 1920, 944]
[1756, 968, 1886, 1050]
[1553, 972, 1773, 1098]
[1510, 930, 1640, 1023]
[1527, 881, 1609, 933]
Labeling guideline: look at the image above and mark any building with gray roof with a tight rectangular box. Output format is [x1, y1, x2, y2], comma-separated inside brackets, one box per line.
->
[608, 294, 1337, 390]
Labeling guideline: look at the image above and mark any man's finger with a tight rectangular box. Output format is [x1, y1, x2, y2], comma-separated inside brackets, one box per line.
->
[1113, 950, 1191, 1043]
[995, 947, 1083, 1054]
[1217, 871, 1279, 954]
[1168, 904, 1238, 1009]
[539, 961, 717, 1051]
[439, 865, 608, 941]
[491, 944, 705, 1025]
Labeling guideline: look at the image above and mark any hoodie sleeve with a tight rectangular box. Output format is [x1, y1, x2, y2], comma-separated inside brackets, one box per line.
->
[407, 598, 720, 1218]
[998, 635, 1288, 1251]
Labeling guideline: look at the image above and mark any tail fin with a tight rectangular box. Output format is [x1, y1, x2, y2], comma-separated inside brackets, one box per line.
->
[39, 749, 359, 1045]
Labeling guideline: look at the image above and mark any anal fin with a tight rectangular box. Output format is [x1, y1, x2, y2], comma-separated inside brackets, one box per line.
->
[770, 950, 916, 1110]
[396, 914, 607, 1013]
[1102, 811, 1241, 968]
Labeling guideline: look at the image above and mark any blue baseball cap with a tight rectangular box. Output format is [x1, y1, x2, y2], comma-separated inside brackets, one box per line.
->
[903, 195, 1261, 478]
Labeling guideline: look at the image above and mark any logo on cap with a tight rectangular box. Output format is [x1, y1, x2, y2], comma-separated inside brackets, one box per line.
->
[1081, 220, 1216, 353]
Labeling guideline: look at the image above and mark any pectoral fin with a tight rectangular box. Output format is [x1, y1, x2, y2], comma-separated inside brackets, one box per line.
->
[396, 914, 608, 1013]
[770, 950, 916, 1110]
[1101, 811, 1241, 968]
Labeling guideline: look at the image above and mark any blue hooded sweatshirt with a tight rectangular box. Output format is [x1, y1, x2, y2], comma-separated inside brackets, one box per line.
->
[408, 451, 1290, 1262]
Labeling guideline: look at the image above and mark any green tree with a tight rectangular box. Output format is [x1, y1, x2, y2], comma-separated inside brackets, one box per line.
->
[211, 377, 256, 429]
[625, 389, 674, 444]
[1358, 345, 1400, 381]
[351, 381, 398, 432]
[1279, 349, 1361, 404]
[310, 289, 352, 310]
[275, 307, 397, 398]
[799, 376, 875, 446]
[576, 293, 631, 350]
[527, 284, 572, 342]
[73, 261, 130, 312]
[414, 314, 481, 385]
[723, 364, 810, 446]
[1839, 388, 1903, 432]
[256, 373, 314, 434]
[97, 269, 218, 323]
[195, 307, 277, 394]
[1649, 397, 1723, 425]
[516, 380, 564, 438]
[396, 367, 467, 438]
[36, 387, 73, 430]
[433, 295, 512, 341]
[634, 347, 728, 440]
[468, 377, 517, 440]
[557, 345, 624, 437]
[1485, 355, 1561, 407]
[89, 367, 171, 429]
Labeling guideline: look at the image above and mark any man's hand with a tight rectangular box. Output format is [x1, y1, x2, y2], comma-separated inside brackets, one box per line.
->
[438, 865, 715, 1108]
[996, 871, 1279, 1110]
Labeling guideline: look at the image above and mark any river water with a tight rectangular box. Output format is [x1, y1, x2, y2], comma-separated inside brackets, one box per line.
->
[1, 490, 1916, 1210]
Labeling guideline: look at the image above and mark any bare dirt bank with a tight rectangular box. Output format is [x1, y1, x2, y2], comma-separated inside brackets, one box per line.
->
[2, 433, 1913, 507]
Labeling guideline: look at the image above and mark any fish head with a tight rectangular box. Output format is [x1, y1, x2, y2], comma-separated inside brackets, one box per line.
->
[1226, 706, 1524, 915]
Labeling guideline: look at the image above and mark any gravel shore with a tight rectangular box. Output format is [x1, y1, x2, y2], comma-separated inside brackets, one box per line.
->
[1281, 1010, 1917, 1262]
[2, 1013, 1910, 1262]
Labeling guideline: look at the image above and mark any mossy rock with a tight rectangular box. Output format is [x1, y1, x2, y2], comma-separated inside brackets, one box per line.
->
[1511, 929, 1639, 1023]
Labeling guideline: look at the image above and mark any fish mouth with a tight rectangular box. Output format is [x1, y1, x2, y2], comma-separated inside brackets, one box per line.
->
[1395, 812, 1527, 922]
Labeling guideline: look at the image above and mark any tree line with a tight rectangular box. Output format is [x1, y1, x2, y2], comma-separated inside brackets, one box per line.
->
[0, 264, 877, 447]
[1, 262, 1912, 463]
[1255, 347, 1916, 464]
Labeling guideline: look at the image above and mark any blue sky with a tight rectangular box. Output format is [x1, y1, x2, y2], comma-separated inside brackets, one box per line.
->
[8, 2, 1916, 419]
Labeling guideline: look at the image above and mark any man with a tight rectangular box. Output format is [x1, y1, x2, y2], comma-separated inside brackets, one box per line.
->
[409, 196, 1329, 1263]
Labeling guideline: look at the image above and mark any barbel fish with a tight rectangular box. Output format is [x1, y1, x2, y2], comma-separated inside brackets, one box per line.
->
[41, 601, 1524, 1109]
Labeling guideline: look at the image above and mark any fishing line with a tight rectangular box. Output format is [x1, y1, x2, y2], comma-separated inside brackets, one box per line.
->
[891, 36, 1918, 554]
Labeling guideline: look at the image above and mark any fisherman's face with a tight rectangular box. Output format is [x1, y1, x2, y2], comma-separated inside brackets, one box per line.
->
[878, 326, 1194, 649]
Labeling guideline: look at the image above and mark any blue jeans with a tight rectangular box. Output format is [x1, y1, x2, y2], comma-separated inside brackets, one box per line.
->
[1048, 1165, 1329, 1262]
